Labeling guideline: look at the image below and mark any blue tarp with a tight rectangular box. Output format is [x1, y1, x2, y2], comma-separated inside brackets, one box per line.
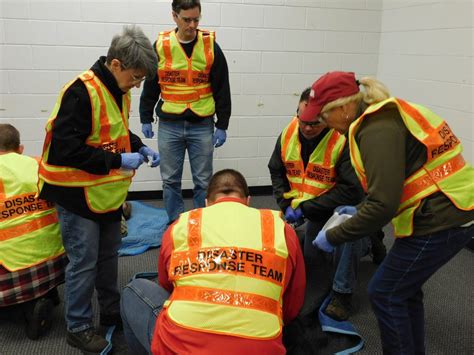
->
[319, 293, 365, 354]
[118, 201, 168, 256]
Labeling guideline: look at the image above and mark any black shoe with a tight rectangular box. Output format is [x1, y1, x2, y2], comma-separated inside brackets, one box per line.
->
[25, 298, 54, 340]
[46, 287, 61, 306]
[370, 230, 387, 265]
[67, 328, 108, 354]
[100, 312, 122, 330]
[324, 292, 352, 321]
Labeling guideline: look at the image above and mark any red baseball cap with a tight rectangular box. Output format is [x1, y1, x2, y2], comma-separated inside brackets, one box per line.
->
[299, 71, 360, 122]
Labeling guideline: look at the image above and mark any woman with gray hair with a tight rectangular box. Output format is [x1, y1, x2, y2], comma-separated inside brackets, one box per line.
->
[305, 71, 473, 354]
[37, 25, 160, 354]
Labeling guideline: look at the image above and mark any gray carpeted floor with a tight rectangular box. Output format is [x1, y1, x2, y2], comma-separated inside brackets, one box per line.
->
[1, 196, 472, 354]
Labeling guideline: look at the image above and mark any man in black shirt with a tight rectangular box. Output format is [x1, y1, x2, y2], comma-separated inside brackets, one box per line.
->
[140, 0, 231, 223]
[39, 25, 159, 354]
[268, 88, 370, 321]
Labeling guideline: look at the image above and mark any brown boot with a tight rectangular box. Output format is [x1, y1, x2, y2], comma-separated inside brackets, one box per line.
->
[324, 292, 352, 321]
[66, 328, 108, 354]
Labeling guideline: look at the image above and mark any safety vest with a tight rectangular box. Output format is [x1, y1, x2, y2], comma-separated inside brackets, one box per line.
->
[349, 97, 474, 237]
[281, 117, 347, 209]
[38, 70, 133, 213]
[164, 201, 288, 339]
[156, 29, 216, 117]
[0, 153, 64, 271]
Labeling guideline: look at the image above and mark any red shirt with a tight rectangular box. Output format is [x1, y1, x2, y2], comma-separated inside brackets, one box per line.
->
[151, 198, 306, 355]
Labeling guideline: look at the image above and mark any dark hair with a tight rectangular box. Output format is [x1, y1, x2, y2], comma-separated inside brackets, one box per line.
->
[206, 169, 249, 202]
[0, 124, 20, 151]
[172, 0, 201, 13]
[299, 87, 311, 103]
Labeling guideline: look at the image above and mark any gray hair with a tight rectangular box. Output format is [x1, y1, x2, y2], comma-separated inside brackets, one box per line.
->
[172, 0, 201, 13]
[106, 25, 157, 78]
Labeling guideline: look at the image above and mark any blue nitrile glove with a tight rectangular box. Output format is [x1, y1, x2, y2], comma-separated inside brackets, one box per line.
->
[312, 230, 335, 253]
[139, 146, 160, 167]
[142, 123, 154, 138]
[335, 205, 357, 216]
[285, 206, 303, 223]
[121, 153, 145, 170]
[212, 128, 227, 148]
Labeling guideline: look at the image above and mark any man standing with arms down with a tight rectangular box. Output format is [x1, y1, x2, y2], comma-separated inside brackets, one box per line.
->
[121, 169, 305, 354]
[140, 0, 231, 224]
[38, 26, 160, 354]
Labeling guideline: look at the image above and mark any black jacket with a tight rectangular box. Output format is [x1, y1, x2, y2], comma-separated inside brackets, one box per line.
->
[39, 57, 145, 221]
[139, 29, 231, 130]
[268, 127, 365, 223]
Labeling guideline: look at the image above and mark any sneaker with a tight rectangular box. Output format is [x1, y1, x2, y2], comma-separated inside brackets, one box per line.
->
[25, 298, 54, 340]
[370, 230, 387, 265]
[67, 328, 108, 354]
[324, 292, 352, 321]
[100, 312, 122, 330]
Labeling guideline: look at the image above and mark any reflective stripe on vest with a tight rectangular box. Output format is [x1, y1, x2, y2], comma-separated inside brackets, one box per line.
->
[157, 29, 215, 117]
[38, 70, 132, 213]
[281, 117, 346, 209]
[0, 153, 64, 271]
[349, 97, 474, 237]
[166, 202, 288, 339]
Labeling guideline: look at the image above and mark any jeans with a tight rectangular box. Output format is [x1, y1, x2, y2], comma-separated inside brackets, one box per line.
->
[368, 224, 473, 355]
[300, 221, 369, 315]
[56, 204, 122, 332]
[121, 278, 169, 354]
[158, 119, 214, 223]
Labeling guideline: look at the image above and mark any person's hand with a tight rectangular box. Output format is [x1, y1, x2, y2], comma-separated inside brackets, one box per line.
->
[335, 205, 357, 216]
[139, 146, 160, 167]
[142, 123, 154, 139]
[285, 206, 303, 223]
[312, 230, 334, 253]
[121, 153, 145, 170]
[212, 128, 227, 148]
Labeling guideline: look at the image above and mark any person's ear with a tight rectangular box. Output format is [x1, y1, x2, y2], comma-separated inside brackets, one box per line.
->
[205, 198, 209, 207]
[17, 144, 24, 155]
[246, 196, 251, 206]
[110, 59, 122, 73]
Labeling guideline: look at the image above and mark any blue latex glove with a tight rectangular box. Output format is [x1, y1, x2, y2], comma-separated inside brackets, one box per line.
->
[312, 230, 335, 253]
[142, 123, 154, 138]
[139, 146, 160, 167]
[121, 153, 145, 170]
[335, 205, 357, 216]
[212, 128, 227, 148]
[285, 206, 303, 223]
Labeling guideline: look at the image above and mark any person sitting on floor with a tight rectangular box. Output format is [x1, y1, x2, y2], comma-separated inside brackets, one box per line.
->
[0, 123, 67, 340]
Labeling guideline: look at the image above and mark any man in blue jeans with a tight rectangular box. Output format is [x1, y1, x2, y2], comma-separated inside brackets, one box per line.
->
[268, 88, 371, 321]
[140, 0, 231, 224]
[38, 26, 160, 354]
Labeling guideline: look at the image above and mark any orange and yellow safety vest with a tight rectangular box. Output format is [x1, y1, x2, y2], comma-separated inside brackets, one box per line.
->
[281, 117, 347, 209]
[156, 29, 215, 116]
[349, 97, 474, 237]
[1, 153, 64, 271]
[38, 70, 133, 213]
[165, 201, 288, 339]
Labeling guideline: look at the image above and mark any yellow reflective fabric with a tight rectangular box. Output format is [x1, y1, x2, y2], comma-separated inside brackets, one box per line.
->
[156, 30, 215, 116]
[281, 118, 346, 209]
[0, 153, 64, 271]
[349, 97, 474, 237]
[166, 201, 288, 339]
[38, 71, 132, 213]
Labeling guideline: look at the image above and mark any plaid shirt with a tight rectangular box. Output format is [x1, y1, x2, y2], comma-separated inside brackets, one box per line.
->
[0, 254, 68, 307]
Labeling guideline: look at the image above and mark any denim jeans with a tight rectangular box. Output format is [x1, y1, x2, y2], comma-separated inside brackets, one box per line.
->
[121, 278, 169, 354]
[158, 119, 214, 223]
[56, 204, 122, 332]
[300, 221, 369, 315]
[368, 224, 473, 355]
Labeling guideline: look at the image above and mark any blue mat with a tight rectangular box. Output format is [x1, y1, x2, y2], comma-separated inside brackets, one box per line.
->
[319, 293, 364, 354]
[118, 201, 169, 256]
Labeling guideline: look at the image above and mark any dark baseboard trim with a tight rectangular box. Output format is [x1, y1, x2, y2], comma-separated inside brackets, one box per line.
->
[127, 185, 274, 201]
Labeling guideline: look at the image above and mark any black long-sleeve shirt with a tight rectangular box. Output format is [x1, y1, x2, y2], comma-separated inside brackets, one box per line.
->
[268, 127, 365, 223]
[39, 57, 145, 221]
[139, 29, 231, 130]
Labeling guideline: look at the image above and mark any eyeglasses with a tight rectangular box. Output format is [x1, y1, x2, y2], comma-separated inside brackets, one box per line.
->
[175, 12, 201, 24]
[120, 62, 146, 84]
[297, 118, 321, 128]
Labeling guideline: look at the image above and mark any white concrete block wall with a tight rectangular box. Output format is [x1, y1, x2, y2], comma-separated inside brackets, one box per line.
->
[2, 0, 471, 193]
[378, 0, 474, 163]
